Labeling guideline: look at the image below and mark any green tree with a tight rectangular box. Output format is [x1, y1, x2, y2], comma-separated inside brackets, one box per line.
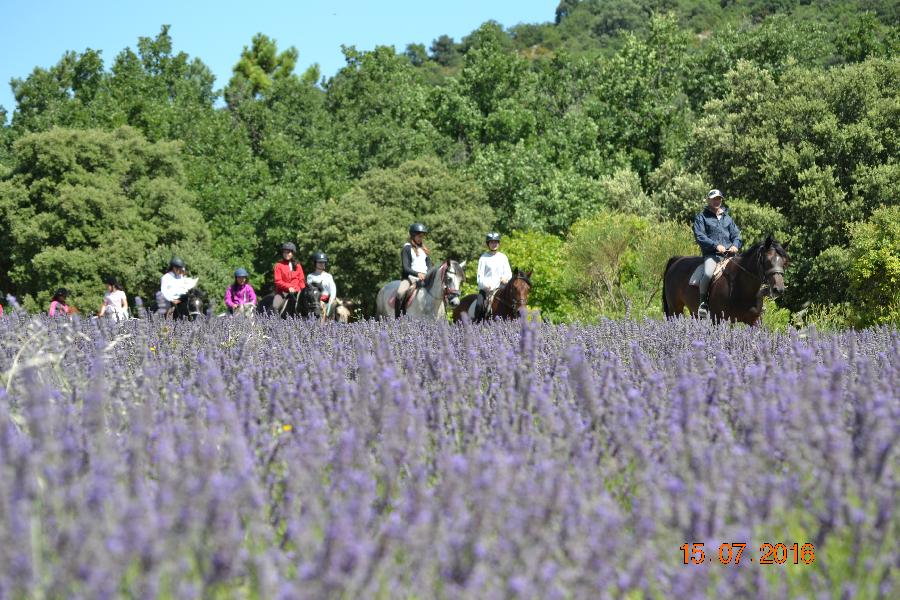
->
[226, 33, 299, 103]
[429, 35, 461, 67]
[555, 0, 582, 25]
[0, 127, 221, 312]
[404, 43, 429, 67]
[687, 57, 899, 307]
[565, 210, 694, 319]
[501, 230, 576, 321]
[325, 46, 442, 177]
[847, 205, 900, 325]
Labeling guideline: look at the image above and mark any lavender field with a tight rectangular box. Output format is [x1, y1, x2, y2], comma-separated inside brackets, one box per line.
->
[0, 314, 896, 599]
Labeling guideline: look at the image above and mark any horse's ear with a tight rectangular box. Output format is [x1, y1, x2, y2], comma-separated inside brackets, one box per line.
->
[765, 234, 773, 248]
[526, 270, 533, 279]
[459, 260, 466, 269]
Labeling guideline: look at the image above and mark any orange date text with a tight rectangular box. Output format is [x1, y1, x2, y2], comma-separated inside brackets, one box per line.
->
[680, 542, 815, 565]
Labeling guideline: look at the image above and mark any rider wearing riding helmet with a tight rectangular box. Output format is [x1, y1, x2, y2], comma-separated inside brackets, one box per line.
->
[306, 251, 337, 318]
[693, 189, 741, 317]
[475, 232, 512, 320]
[396, 223, 432, 318]
[225, 268, 257, 313]
[49, 288, 72, 317]
[159, 257, 192, 315]
[273, 242, 306, 312]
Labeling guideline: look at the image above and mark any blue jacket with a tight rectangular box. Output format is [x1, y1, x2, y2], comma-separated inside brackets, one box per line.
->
[693, 206, 742, 256]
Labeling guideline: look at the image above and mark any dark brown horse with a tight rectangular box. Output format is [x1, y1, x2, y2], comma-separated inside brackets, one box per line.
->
[662, 236, 789, 325]
[452, 270, 532, 323]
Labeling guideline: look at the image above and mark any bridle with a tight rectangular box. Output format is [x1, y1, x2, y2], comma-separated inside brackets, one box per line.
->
[493, 273, 531, 312]
[424, 262, 464, 304]
[728, 248, 785, 296]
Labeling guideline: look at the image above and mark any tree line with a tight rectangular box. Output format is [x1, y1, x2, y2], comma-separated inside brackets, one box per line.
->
[1, 1, 897, 325]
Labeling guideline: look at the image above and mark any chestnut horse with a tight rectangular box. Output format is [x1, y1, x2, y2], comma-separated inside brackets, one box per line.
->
[662, 235, 788, 325]
[452, 270, 532, 323]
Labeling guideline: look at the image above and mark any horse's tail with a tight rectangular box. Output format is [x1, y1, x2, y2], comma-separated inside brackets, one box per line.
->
[662, 257, 678, 317]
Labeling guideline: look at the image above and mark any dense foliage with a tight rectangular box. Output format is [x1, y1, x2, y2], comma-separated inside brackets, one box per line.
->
[0, 3, 897, 324]
[0, 315, 895, 597]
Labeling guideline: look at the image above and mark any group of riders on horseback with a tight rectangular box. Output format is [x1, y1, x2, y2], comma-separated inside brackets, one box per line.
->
[32, 188, 787, 325]
[155, 245, 340, 321]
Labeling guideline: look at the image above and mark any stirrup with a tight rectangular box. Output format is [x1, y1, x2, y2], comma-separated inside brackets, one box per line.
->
[697, 302, 710, 318]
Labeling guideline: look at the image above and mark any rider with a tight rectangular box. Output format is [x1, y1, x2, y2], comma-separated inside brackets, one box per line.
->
[693, 189, 741, 317]
[224, 268, 257, 313]
[98, 276, 129, 321]
[396, 223, 432, 318]
[273, 242, 306, 313]
[159, 256, 194, 316]
[475, 232, 512, 320]
[49, 288, 72, 317]
[306, 252, 337, 318]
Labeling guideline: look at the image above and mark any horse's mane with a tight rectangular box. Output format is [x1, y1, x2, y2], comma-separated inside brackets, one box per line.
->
[422, 264, 441, 289]
[741, 237, 790, 261]
[422, 260, 465, 289]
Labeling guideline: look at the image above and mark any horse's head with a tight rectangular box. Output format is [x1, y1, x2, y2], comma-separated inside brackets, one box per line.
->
[301, 282, 323, 317]
[186, 288, 205, 319]
[759, 235, 789, 298]
[507, 269, 532, 314]
[443, 260, 466, 307]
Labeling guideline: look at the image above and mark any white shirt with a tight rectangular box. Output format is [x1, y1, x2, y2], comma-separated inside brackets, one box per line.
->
[405, 243, 429, 274]
[477, 251, 512, 292]
[307, 271, 337, 305]
[160, 272, 197, 302]
[103, 289, 129, 321]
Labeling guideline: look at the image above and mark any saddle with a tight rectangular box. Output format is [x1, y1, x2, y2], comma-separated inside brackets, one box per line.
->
[468, 287, 501, 320]
[390, 279, 423, 312]
[689, 258, 732, 288]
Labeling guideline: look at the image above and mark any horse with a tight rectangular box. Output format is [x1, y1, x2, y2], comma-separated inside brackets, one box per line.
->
[662, 235, 789, 325]
[258, 281, 323, 319]
[375, 260, 466, 321]
[230, 303, 257, 318]
[170, 288, 206, 321]
[330, 298, 354, 323]
[452, 270, 532, 323]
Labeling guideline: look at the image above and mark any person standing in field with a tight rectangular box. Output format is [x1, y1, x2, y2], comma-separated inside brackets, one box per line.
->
[98, 277, 129, 321]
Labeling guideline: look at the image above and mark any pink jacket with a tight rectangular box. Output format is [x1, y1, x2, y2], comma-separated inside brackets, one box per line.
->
[225, 282, 257, 308]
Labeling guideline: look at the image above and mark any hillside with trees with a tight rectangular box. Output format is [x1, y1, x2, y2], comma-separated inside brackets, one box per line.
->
[1, 2, 897, 325]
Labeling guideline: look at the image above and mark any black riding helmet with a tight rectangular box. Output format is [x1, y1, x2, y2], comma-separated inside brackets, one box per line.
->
[169, 256, 185, 269]
[485, 232, 501, 243]
[409, 223, 429, 235]
[281, 242, 297, 253]
[311, 251, 328, 265]
[53, 287, 69, 299]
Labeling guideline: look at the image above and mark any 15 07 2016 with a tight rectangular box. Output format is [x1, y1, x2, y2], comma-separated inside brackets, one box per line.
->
[680, 543, 816, 565]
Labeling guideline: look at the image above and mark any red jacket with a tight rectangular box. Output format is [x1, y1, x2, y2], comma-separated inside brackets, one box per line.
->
[274, 260, 306, 294]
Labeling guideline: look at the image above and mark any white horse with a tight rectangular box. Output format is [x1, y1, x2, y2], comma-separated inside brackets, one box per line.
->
[376, 260, 466, 320]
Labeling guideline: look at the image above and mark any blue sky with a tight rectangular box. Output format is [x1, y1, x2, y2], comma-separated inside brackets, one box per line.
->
[1, 0, 555, 117]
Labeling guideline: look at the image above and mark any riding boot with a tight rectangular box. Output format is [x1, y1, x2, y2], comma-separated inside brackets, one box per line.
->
[395, 294, 403, 319]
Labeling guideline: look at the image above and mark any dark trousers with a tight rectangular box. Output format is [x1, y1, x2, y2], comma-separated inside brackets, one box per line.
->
[475, 290, 488, 320]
